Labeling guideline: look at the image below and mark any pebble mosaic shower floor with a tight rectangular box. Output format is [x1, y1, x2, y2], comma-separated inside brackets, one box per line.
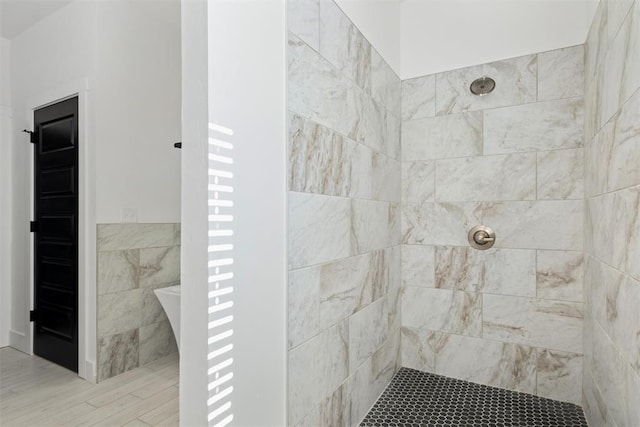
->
[360, 368, 588, 427]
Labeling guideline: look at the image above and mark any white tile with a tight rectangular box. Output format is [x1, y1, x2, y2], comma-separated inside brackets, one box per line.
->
[537, 148, 584, 200]
[538, 46, 584, 101]
[288, 267, 320, 349]
[97, 290, 143, 338]
[537, 349, 583, 404]
[97, 224, 176, 251]
[484, 98, 584, 154]
[402, 74, 435, 121]
[402, 201, 483, 247]
[371, 49, 401, 117]
[351, 199, 391, 254]
[402, 111, 482, 161]
[139, 246, 180, 288]
[435, 55, 537, 115]
[401, 245, 435, 288]
[98, 250, 139, 295]
[349, 298, 388, 373]
[287, 0, 320, 51]
[536, 250, 584, 302]
[483, 294, 583, 354]
[400, 327, 437, 372]
[402, 161, 434, 204]
[435, 153, 536, 202]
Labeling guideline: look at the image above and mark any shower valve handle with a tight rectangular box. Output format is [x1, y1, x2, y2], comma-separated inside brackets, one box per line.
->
[473, 231, 494, 244]
[468, 225, 496, 250]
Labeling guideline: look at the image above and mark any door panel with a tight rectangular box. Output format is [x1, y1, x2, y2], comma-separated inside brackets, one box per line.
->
[33, 97, 79, 372]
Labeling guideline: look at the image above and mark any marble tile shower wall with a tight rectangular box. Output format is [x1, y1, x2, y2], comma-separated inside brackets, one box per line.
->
[97, 223, 180, 382]
[400, 46, 586, 404]
[582, 1, 640, 426]
[287, 0, 402, 425]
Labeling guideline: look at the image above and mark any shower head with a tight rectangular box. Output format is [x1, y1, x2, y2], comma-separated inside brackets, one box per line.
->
[470, 76, 495, 96]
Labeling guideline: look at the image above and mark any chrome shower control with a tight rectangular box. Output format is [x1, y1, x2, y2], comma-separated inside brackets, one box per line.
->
[468, 225, 496, 250]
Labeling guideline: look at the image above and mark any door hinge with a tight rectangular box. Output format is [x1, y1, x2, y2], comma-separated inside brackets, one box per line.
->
[30, 221, 39, 232]
[30, 310, 36, 322]
[22, 129, 37, 144]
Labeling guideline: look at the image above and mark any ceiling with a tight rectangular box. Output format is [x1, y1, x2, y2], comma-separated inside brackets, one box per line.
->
[0, 0, 74, 39]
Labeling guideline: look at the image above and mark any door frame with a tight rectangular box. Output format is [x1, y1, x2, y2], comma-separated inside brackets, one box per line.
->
[26, 78, 96, 382]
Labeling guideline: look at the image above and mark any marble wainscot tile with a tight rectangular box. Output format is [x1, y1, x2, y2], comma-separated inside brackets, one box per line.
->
[288, 267, 320, 349]
[319, 0, 371, 92]
[538, 46, 584, 101]
[402, 287, 481, 337]
[582, 363, 608, 427]
[318, 251, 386, 329]
[435, 55, 537, 115]
[97, 329, 139, 382]
[319, 383, 350, 427]
[288, 113, 372, 199]
[350, 199, 391, 254]
[537, 349, 583, 404]
[371, 49, 401, 117]
[483, 294, 583, 354]
[348, 358, 375, 425]
[585, 1, 608, 84]
[536, 250, 584, 302]
[537, 148, 584, 200]
[592, 323, 627, 427]
[288, 322, 349, 425]
[141, 284, 173, 326]
[607, 88, 640, 193]
[371, 329, 401, 393]
[402, 111, 482, 161]
[372, 152, 400, 203]
[402, 161, 435, 204]
[172, 223, 181, 245]
[288, 33, 363, 143]
[401, 245, 435, 288]
[139, 320, 178, 365]
[287, 0, 320, 51]
[484, 97, 584, 154]
[621, 1, 640, 103]
[402, 74, 436, 121]
[294, 408, 320, 427]
[98, 250, 139, 295]
[483, 200, 584, 250]
[435, 247, 536, 297]
[435, 153, 536, 202]
[402, 201, 483, 246]
[97, 224, 176, 251]
[98, 289, 143, 337]
[435, 333, 537, 394]
[400, 327, 437, 372]
[349, 298, 389, 373]
[585, 121, 615, 197]
[288, 192, 351, 269]
[139, 246, 180, 288]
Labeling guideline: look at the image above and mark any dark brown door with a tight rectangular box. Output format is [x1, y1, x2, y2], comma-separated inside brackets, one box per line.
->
[32, 97, 79, 372]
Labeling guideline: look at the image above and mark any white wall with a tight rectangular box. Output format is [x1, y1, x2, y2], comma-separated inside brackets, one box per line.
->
[0, 37, 12, 348]
[180, 0, 287, 424]
[335, 0, 402, 75]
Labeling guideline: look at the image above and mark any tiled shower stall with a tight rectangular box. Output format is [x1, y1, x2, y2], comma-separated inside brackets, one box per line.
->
[287, 0, 640, 425]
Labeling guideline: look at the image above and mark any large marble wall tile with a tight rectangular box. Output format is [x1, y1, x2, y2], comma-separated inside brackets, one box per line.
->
[435, 333, 537, 394]
[347, 358, 375, 426]
[97, 224, 176, 251]
[319, 0, 371, 92]
[98, 250, 139, 295]
[349, 298, 388, 373]
[319, 383, 350, 427]
[537, 148, 584, 200]
[435, 153, 536, 202]
[288, 322, 349, 425]
[319, 252, 385, 329]
[536, 349, 582, 404]
[288, 34, 363, 144]
[483, 295, 583, 354]
[289, 113, 369, 199]
[402, 112, 482, 161]
[350, 199, 390, 254]
[401, 245, 435, 288]
[139, 246, 180, 288]
[483, 200, 583, 250]
[585, 121, 615, 197]
[400, 327, 437, 372]
[402, 75, 435, 121]
[289, 267, 320, 349]
[372, 153, 400, 203]
[288, 0, 320, 51]
[435, 55, 537, 115]
[402, 287, 481, 337]
[627, 364, 640, 425]
[97, 329, 139, 382]
[371, 49, 401, 117]
[592, 323, 627, 427]
[384, 108, 401, 160]
[585, 1, 608, 84]
[402, 161, 434, 204]
[388, 203, 401, 246]
[139, 320, 178, 366]
[435, 247, 536, 297]
[402, 202, 483, 246]
[141, 285, 172, 326]
[607, 0, 635, 43]
[599, 14, 628, 127]
[484, 97, 584, 154]
[607, 88, 640, 193]
[98, 289, 143, 337]
[289, 192, 352, 269]
[621, 1, 640, 103]
[538, 46, 584, 102]
[536, 251, 584, 302]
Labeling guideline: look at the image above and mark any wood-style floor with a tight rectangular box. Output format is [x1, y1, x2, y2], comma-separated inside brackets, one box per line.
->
[0, 347, 179, 426]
